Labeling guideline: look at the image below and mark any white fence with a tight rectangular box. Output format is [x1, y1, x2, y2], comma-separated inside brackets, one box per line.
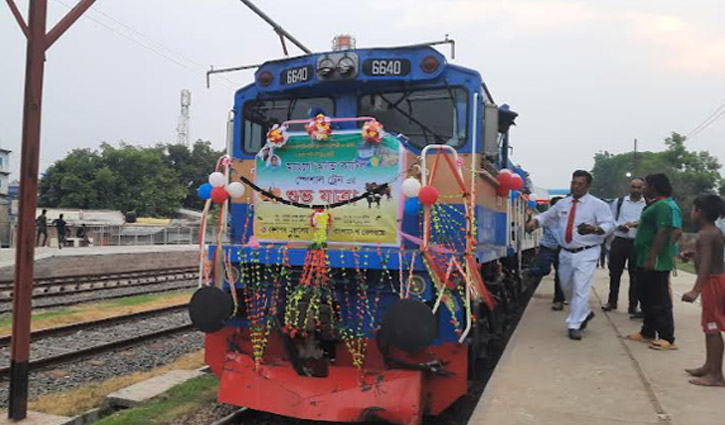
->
[1, 223, 215, 248]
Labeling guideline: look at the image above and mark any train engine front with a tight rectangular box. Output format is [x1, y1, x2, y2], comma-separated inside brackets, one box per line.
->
[190, 39, 520, 425]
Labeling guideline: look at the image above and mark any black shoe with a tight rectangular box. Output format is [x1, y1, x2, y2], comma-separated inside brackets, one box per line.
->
[628, 307, 641, 315]
[629, 311, 644, 320]
[568, 329, 582, 340]
[579, 312, 595, 330]
[551, 302, 564, 311]
[601, 303, 617, 312]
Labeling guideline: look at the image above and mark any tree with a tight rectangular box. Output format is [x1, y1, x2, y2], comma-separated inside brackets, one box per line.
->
[590, 132, 722, 230]
[163, 140, 225, 210]
[39, 143, 188, 217]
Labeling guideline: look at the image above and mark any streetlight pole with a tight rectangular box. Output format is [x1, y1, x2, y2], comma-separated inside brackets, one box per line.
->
[633, 138, 638, 177]
[5, 0, 97, 419]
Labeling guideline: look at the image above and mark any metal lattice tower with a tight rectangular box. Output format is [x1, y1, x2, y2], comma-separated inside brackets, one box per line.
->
[176, 89, 191, 145]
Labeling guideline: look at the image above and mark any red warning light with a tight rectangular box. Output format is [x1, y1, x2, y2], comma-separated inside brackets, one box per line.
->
[257, 71, 273, 86]
[421, 56, 439, 73]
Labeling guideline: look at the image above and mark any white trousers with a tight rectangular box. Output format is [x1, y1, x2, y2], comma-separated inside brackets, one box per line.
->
[558, 246, 600, 330]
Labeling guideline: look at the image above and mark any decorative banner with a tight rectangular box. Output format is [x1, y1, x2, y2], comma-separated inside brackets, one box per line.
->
[254, 130, 402, 245]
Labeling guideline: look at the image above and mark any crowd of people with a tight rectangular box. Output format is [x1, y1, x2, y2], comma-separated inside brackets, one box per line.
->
[526, 170, 725, 387]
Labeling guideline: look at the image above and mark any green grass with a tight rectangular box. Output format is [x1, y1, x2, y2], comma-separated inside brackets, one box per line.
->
[675, 259, 696, 274]
[108, 291, 187, 307]
[92, 373, 219, 425]
[0, 291, 189, 325]
[0, 308, 72, 328]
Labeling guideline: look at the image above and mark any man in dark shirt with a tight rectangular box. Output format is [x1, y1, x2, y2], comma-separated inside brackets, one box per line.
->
[35, 209, 48, 247]
[52, 214, 67, 250]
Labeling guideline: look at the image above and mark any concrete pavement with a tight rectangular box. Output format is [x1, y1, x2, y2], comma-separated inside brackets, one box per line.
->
[470, 269, 721, 425]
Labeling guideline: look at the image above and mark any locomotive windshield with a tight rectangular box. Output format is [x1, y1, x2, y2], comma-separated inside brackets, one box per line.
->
[358, 87, 468, 149]
[242, 97, 335, 154]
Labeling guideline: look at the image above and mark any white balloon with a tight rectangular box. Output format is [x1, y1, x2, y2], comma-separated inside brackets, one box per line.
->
[529, 194, 538, 202]
[226, 182, 246, 198]
[208, 172, 226, 188]
[402, 177, 422, 198]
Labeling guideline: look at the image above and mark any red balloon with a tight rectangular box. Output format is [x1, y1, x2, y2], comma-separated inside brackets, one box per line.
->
[211, 186, 229, 204]
[497, 170, 514, 189]
[496, 185, 510, 197]
[510, 174, 524, 191]
[418, 185, 439, 206]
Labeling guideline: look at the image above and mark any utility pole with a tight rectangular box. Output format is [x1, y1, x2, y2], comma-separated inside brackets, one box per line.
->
[633, 138, 638, 177]
[176, 89, 191, 146]
[4, 0, 97, 420]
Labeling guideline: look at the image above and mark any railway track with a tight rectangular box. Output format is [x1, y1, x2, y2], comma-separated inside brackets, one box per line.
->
[0, 267, 198, 314]
[0, 304, 193, 378]
[0, 266, 197, 298]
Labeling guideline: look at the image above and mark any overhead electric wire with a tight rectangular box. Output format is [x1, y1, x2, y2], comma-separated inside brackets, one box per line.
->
[686, 99, 725, 139]
[52, 0, 240, 87]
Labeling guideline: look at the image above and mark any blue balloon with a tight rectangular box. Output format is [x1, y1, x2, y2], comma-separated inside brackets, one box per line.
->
[404, 197, 421, 216]
[511, 191, 519, 200]
[197, 183, 213, 200]
[528, 200, 537, 209]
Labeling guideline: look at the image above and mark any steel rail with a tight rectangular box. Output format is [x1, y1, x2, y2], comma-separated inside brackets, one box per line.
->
[207, 408, 249, 425]
[0, 303, 189, 347]
[0, 266, 198, 289]
[0, 323, 195, 378]
[1, 272, 196, 300]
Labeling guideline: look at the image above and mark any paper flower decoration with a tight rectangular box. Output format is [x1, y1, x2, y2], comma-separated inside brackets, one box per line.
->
[305, 114, 332, 141]
[265, 124, 288, 148]
[362, 119, 383, 144]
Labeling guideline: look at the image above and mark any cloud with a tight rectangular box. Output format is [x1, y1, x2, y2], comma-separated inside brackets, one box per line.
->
[626, 12, 725, 73]
[370, 0, 597, 31]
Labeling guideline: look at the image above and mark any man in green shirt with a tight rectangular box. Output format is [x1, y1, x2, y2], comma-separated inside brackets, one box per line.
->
[628, 174, 677, 350]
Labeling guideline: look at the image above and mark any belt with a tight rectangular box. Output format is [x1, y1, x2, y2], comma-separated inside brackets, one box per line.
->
[614, 236, 635, 242]
[562, 245, 598, 254]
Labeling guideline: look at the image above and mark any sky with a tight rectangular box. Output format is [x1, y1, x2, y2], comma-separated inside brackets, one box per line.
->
[1, 0, 725, 189]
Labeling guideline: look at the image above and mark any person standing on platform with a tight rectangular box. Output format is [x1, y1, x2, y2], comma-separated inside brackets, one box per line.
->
[526, 170, 615, 340]
[627, 174, 678, 350]
[602, 178, 646, 315]
[527, 196, 565, 311]
[52, 214, 67, 250]
[681, 195, 725, 387]
[36, 208, 48, 247]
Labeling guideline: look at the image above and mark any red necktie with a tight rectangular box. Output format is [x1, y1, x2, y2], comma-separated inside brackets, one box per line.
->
[565, 199, 578, 243]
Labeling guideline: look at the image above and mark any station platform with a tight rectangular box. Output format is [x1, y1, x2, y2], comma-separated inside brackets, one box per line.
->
[0, 245, 198, 280]
[470, 269, 720, 425]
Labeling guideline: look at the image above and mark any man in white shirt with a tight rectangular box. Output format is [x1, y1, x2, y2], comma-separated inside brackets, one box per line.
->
[602, 178, 647, 316]
[526, 170, 615, 340]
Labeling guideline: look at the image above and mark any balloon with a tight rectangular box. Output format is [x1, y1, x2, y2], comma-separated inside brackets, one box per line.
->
[402, 177, 422, 198]
[419, 186, 439, 206]
[529, 194, 538, 202]
[209, 172, 226, 188]
[496, 185, 510, 197]
[514, 167, 527, 183]
[498, 169, 514, 189]
[510, 174, 524, 191]
[197, 183, 213, 200]
[226, 182, 246, 198]
[511, 190, 519, 200]
[404, 197, 421, 215]
[211, 186, 228, 204]
[528, 200, 537, 209]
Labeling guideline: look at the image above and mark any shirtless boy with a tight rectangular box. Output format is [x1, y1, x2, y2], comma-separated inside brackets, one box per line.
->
[681, 194, 725, 387]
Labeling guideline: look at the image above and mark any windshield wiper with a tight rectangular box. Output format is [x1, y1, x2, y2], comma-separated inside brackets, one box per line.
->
[377, 92, 447, 145]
